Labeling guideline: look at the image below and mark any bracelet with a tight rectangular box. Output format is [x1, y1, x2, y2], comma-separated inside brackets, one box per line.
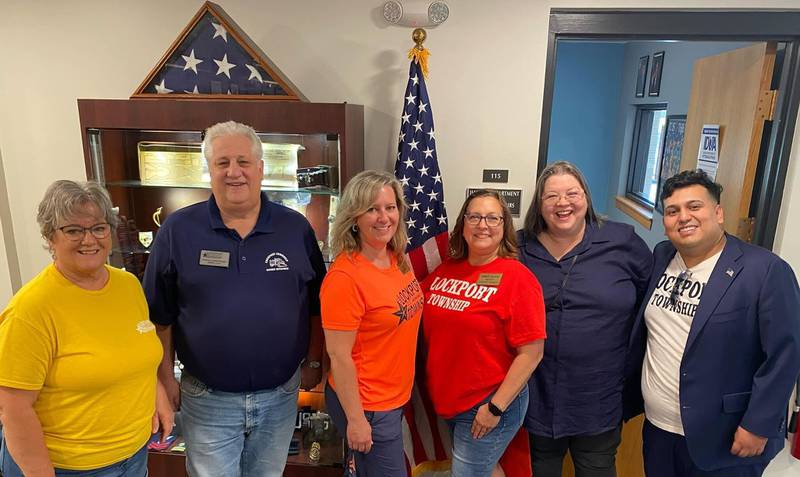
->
[487, 401, 504, 417]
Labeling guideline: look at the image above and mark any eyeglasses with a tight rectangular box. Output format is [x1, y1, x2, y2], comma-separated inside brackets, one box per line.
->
[669, 269, 693, 306]
[58, 223, 111, 241]
[545, 255, 578, 313]
[464, 214, 504, 227]
[542, 189, 584, 205]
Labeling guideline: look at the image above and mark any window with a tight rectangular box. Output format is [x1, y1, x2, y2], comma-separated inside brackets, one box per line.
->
[627, 104, 667, 207]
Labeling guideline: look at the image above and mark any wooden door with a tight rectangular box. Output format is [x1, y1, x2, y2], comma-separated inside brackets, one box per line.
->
[679, 42, 777, 240]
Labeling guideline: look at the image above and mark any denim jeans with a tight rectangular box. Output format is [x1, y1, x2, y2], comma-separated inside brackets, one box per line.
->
[0, 437, 147, 477]
[324, 385, 406, 477]
[179, 365, 300, 477]
[446, 386, 529, 477]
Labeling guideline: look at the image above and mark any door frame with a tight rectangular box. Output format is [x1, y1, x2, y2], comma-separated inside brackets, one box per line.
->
[539, 9, 800, 248]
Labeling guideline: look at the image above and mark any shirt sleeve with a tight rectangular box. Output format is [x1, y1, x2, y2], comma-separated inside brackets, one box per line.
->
[142, 221, 179, 326]
[0, 308, 53, 390]
[626, 226, 654, 313]
[505, 264, 547, 347]
[304, 225, 327, 317]
[320, 269, 366, 331]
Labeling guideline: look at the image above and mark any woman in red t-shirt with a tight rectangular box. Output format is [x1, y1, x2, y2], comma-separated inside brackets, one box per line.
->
[321, 170, 424, 476]
[422, 189, 546, 477]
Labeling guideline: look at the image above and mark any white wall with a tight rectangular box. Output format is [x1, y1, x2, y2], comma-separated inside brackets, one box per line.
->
[1, 1, 799, 474]
[2, 0, 800, 283]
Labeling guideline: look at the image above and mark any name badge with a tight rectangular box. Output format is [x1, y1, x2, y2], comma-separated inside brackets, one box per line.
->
[199, 250, 230, 268]
[476, 273, 502, 286]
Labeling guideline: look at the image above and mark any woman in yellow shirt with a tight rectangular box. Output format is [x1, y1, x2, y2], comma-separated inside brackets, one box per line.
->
[0, 180, 172, 476]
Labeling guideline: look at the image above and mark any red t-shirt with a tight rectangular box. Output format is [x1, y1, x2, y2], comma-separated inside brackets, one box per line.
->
[421, 257, 546, 418]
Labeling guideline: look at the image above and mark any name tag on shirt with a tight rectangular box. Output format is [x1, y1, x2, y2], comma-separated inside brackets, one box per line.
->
[199, 250, 230, 268]
[476, 273, 502, 286]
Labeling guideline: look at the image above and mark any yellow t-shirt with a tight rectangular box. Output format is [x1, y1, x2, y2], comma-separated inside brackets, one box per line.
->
[0, 264, 162, 470]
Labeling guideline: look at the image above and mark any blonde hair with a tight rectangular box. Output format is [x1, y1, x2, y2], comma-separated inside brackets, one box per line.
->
[329, 170, 410, 273]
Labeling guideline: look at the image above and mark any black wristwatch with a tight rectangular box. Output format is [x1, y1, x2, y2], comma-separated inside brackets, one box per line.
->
[487, 401, 505, 417]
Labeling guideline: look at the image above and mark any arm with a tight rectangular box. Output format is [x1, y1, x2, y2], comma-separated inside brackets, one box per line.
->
[301, 226, 327, 390]
[155, 324, 180, 410]
[301, 314, 324, 390]
[733, 258, 800, 455]
[0, 386, 54, 477]
[471, 341, 544, 439]
[325, 329, 372, 453]
[151, 378, 175, 443]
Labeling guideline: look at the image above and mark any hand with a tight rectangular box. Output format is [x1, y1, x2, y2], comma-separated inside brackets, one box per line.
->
[300, 364, 323, 391]
[730, 426, 767, 457]
[162, 375, 181, 411]
[347, 416, 373, 454]
[471, 404, 501, 439]
[152, 381, 175, 443]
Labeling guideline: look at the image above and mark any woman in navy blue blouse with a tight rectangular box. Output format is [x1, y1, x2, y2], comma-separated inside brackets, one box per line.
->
[517, 161, 652, 477]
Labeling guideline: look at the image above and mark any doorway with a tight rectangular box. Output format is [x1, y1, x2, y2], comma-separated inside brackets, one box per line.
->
[539, 9, 800, 249]
[537, 9, 800, 477]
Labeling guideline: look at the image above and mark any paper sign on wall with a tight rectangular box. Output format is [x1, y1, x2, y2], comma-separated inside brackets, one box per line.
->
[696, 124, 720, 180]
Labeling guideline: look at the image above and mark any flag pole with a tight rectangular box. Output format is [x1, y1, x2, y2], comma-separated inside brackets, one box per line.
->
[409, 28, 430, 78]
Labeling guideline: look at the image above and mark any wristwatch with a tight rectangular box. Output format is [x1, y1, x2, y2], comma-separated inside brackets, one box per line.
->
[487, 401, 505, 417]
[305, 360, 322, 369]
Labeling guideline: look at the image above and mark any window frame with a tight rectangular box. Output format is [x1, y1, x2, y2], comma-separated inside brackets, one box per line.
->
[626, 103, 668, 208]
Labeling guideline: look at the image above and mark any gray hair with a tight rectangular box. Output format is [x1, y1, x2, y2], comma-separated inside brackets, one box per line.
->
[201, 120, 262, 161]
[37, 180, 117, 241]
[329, 170, 410, 273]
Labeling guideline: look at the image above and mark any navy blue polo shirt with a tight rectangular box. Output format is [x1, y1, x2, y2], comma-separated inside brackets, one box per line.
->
[143, 193, 326, 392]
[517, 221, 652, 438]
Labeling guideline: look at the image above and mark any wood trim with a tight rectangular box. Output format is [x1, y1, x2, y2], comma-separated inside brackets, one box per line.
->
[615, 195, 653, 229]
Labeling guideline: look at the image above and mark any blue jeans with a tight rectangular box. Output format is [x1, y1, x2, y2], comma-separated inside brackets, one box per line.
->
[324, 385, 406, 477]
[179, 365, 300, 477]
[0, 437, 147, 477]
[447, 386, 529, 477]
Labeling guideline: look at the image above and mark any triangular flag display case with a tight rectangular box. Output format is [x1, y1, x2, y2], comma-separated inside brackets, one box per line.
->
[133, 1, 305, 100]
[78, 6, 363, 477]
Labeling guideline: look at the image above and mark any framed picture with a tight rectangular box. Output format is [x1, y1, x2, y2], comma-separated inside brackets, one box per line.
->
[635, 55, 649, 98]
[649, 51, 665, 97]
[655, 115, 687, 213]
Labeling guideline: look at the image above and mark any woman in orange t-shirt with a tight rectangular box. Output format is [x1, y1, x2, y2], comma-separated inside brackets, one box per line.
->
[321, 170, 424, 476]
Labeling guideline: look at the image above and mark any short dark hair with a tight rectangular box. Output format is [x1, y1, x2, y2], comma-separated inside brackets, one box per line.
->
[449, 189, 518, 260]
[661, 169, 723, 204]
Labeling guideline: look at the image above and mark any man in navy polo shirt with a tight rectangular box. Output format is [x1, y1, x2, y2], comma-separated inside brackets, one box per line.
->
[143, 120, 326, 477]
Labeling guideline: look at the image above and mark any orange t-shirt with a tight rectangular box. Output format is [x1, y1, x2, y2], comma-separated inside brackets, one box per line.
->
[321, 252, 423, 411]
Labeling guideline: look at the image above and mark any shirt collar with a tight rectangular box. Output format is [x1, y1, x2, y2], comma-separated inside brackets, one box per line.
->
[523, 221, 602, 262]
[207, 192, 274, 234]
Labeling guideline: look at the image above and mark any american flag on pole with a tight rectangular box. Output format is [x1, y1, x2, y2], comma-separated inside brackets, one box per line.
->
[394, 57, 452, 474]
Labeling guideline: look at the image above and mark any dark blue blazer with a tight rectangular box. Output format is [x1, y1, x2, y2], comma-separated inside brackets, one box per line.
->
[623, 234, 800, 470]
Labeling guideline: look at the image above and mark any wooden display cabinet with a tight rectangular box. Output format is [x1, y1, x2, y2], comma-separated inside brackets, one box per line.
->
[77, 99, 363, 476]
